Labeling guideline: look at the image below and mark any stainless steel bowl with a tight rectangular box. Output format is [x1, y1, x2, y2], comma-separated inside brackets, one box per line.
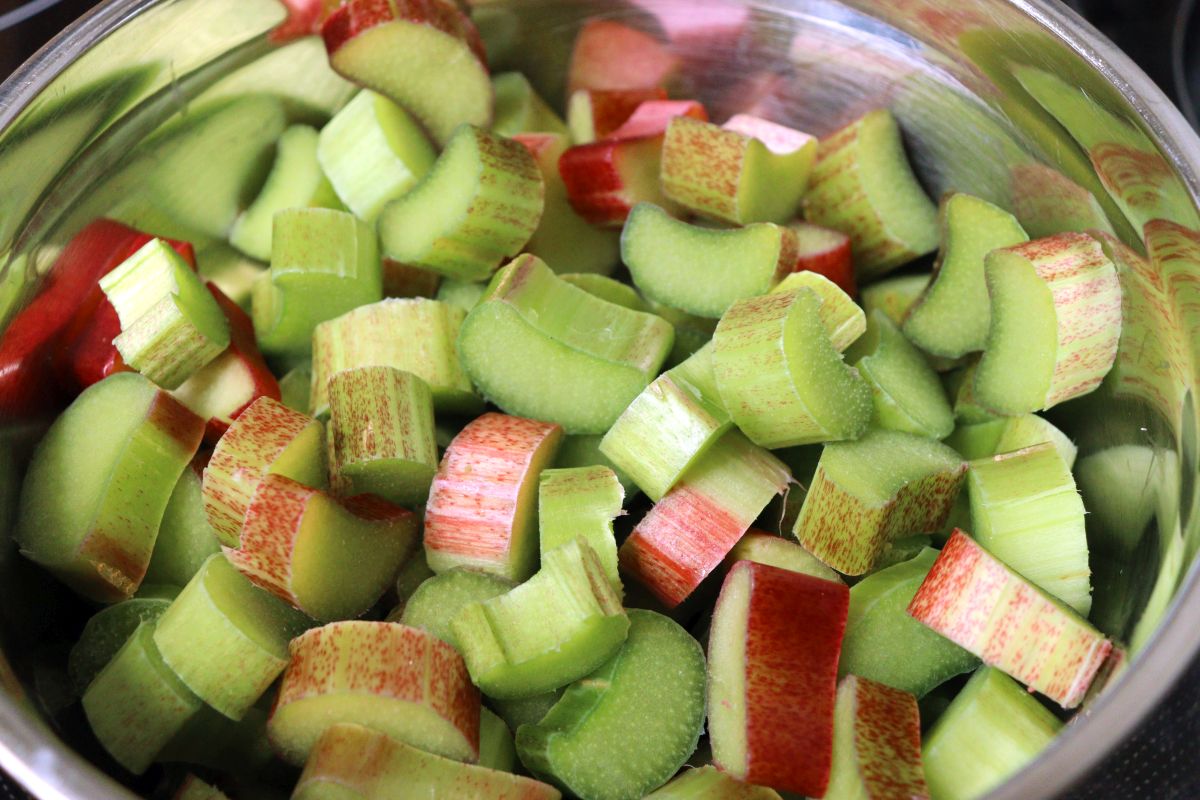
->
[1, 1, 1198, 797]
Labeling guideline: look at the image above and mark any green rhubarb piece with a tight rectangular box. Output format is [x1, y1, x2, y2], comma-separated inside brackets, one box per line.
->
[922, 668, 1061, 800]
[327, 367, 438, 507]
[489, 690, 564, 731]
[175, 776, 230, 800]
[561, 273, 647, 311]
[479, 707, 517, 772]
[848, 310, 954, 439]
[100, 238, 231, 389]
[803, 108, 938, 278]
[194, 240, 266, 309]
[229, 125, 345, 261]
[769, 270, 866, 352]
[873, 534, 934, 572]
[538, 466, 624, 593]
[143, 465, 220, 588]
[394, 549, 436, 603]
[968, 443, 1091, 615]
[451, 538, 630, 698]
[622, 203, 794, 318]
[317, 90, 436, 223]
[279, 363, 313, 412]
[944, 413, 1077, 468]
[944, 361, 998, 425]
[516, 609, 705, 800]
[153, 554, 308, 720]
[553, 434, 640, 499]
[459, 254, 674, 434]
[400, 569, 515, 648]
[492, 72, 570, 136]
[840, 548, 978, 697]
[311, 298, 480, 416]
[159, 703, 276, 779]
[649, 299, 718, 365]
[644, 766, 781, 799]
[665, 342, 727, 422]
[81, 622, 201, 774]
[600, 373, 731, 501]
[378, 124, 543, 281]
[725, 530, 842, 584]
[859, 273, 929, 326]
[435, 278, 487, 312]
[712, 288, 872, 448]
[68, 596, 173, 695]
[824, 675, 929, 800]
[253, 208, 382, 356]
[974, 232, 1121, 414]
[794, 430, 966, 575]
[901, 193, 1029, 358]
[15, 372, 203, 602]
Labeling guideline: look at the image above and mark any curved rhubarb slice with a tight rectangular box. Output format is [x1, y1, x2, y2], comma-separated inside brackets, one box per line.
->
[803, 109, 938, 278]
[225, 474, 418, 622]
[174, 775, 229, 800]
[538, 466, 623, 594]
[516, 610, 706, 799]
[768, 270, 866, 352]
[712, 288, 871, 448]
[480, 706, 516, 772]
[269, 621, 480, 766]
[451, 538, 629, 699]
[553, 434, 639, 499]
[708, 561, 849, 797]
[974, 232, 1121, 414]
[944, 413, 1076, 468]
[143, 459, 220, 588]
[558, 135, 677, 228]
[15, 372, 204, 602]
[901, 193, 1029, 358]
[793, 430, 965, 576]
[967, 443, 1090, 615]
[400, 569, 515, 648]
[618, 431, 789, 608]
[787, 221, 856, 297]
[68, 594, 174, 695]
[424, 412, 562, 582]
[725, 530, 842, 585]
[908, 531, 1112, 708]
[492, 72, 569, 137]
[622, 203, 796, 318]
[378, 124, 543, 281]
[322, 0, 491, 145]
[567, 19, 679, 95]
[153, 554, 309, 720]
[202, 396, 327, 547]
[567, 87, 667, 144]
[294, 723, 561, 800]
[644, 766, 781, 799]
[860, 273, 929, 327]
[823, 676, 928, 800]
[458, 255, 674, 433]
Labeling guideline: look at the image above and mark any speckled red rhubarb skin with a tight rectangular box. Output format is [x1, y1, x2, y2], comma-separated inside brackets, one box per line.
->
[321, 0, 486, 63]
[850, 677, 929, 799]
[424, 413, 561, 567]
[558, 135, 664, 226]
[578, 87, 667, 139]
[223, 473, 314, 605]
[604, 99, 708, 140]
[566, 19, 680, 95]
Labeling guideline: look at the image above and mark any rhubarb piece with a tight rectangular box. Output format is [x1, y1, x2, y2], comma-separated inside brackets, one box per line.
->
[81, 622, 201, 774]
[567, 88, 667, 144]
[400, 569, 515, 648]
[68, 595, 173, 695]
[153, 554, 309, 719]
[661, 115, 816, 225]
[823, 676, 928, 800]
[967, 443, 1091, 614]
[908, 531, 1111, 708]
[15, 373, 204, 602]
[435, 278, 487, 312]
[458, 255, 674, 433]
[253, 208, 382, 355]
[622, 203, 795, 318]
[515, 132, 621, 276]
[566, 19, 680, 95]
[651, 299, 719, 365]
[174, 776, 229, 800]
[492, 72, 569, 136]
[318, 90, 436, 223]
[377, 124, 543, 281]
[382, 259, 441, 299]
[619, 430, 789, 608]
[538, 466, 623, 593]
[944, 413, 1077, 468]
[269, 621, 480, 766]
[725, 530, 841, 584]
[560, 273, 647, 310]
[840, 548, 978, 698]
[712, 288, 871, 448]
[451, 538, 629, 698]
[859, 274, 929, 326]
[516, 610, 706, 799]
[1010, 162, 1115, 239]
[311, 298, 479, 416]
[480, 706, 516, 772]
[172, 285, 281, 443]
[293, 723, 562, 799]
[143, 461, 221, 588]
[326, 366, 438, 506]
[553, 434, 639, 499]
[944, 361, 997, 424]
[793, 430, 966, 575]
[229, 125, 344, 261]
[708, 561, 849, 796]
[780, 223, 853, 297]
[768, 271, 865, 352]
[225, 474, 418, 621]
[202, 396, 327, 547]
[322, 0, 491, 145]
[194, 241, 264, 309]
[558, 135, 676, 227]
[100, 238, 231, 389]
[974, 232, 1121, 413]
[490, 691, 563, 732]
[848, 310, 954, 439]
[395, 549, 436, 603]
[605, 100, 708, 140]
[599, 373, 731, 501]
[645, 766, 781, 799]
[803, 109, 938, 278]
[425, 412, 562, 582]
[922, 668, 1061, 800]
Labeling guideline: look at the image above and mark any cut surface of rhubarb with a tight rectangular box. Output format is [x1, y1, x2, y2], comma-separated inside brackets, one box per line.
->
[400, 569, 515, 649]
[725, 530, 842, 585]
[69, 595, 173, 697]
[644, 766, 781, 798]
[143, 461, 221, 589]
[537, 466, 623, 594]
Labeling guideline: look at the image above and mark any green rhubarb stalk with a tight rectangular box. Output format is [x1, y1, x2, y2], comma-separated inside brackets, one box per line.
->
[399, 569, 515, 649]
[769, 270, 866, 352]
[538, 466, 623, 594]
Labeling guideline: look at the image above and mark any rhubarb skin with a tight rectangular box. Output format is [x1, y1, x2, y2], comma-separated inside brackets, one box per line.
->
[424, 413, 563, 583]
[788, 221, 856, 297]
[824, 675, 929, 800]
[566, 19, 680, 95]
[708, 561, 849, 796]
[272, 0, 342, 42]
[567, 87, 668, 143]
[559, 136, 676, 227]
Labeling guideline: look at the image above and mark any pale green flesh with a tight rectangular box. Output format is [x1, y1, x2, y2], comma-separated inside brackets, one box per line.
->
[727, 533, 842, 584]
[944, 414, 1077, 469]
[707, 564, 750, 775]
[400, 569, 515, 649]
[489, 690, 564, 731]
[644, 765, 782, 798]
[538, 466, 623, 593]
[561, 273, 646, 311]
[515, 610, 706, 800]
[479, 707, 517, 772]
[553, 434, 640, 499]
[279, 364, 314, 412]
[144, 467, 220, 589]
[68, 597, 172, 696]
[860, 273, 930, 325]
[823, 678, 863, 800]
[840, 549, 978, 698]
[817, 426, 963, 507]
[491, 72, 569, 137]
[436, 278, 488, 312]
[623, 203, 787, 318]
[853, 310, 954, 439]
